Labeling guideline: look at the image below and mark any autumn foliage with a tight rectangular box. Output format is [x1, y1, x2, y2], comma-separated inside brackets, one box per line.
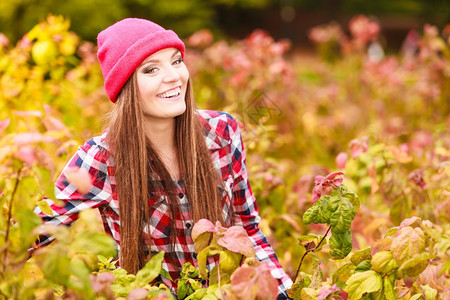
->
[0, 15, 449, 299]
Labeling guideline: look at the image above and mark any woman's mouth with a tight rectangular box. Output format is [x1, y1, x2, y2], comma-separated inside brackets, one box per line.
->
[157, 87, 181, 99]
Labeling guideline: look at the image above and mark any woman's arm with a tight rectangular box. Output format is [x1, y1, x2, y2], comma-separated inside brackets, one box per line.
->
[33, 136, 113, 248]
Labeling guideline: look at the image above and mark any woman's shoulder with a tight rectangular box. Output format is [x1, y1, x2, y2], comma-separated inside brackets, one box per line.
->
[78, 131, 111, 161]
[196, 109, 239, 132]
[197, 110, 241, 150]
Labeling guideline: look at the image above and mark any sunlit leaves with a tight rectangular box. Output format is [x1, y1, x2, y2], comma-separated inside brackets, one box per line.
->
[329, 196, 355, 234]
[345, 270, 382, 300]
[332, 262, 356, 284]
[191, 219, 255, 281]
[217, 226, 255, 257]
[302, 176, 359, 261]
[371, 251, 398, 274]
[135, 252, 164, 286]
[229, 263, 278, 300]
[350, 247, 371, 266]
[329, 230, 353, 259]
[391, 226, 426, 266]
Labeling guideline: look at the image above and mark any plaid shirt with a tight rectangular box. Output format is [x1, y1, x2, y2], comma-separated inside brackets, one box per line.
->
[34, 110, 293, 298]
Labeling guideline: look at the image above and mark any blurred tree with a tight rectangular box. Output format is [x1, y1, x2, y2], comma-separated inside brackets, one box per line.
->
[0, 0, 271, 43]
[0, 0, 448, 44]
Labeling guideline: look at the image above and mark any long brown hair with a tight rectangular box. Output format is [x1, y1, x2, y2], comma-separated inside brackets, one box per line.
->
[105, 73, 227, 274]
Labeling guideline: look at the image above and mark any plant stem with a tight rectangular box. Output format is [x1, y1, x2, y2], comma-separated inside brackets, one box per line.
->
[2, 167, 22, 276]
[293, 225, 331, 282]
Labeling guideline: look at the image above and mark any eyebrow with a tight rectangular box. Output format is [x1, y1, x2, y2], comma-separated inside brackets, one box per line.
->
[140, 50, 181, 65]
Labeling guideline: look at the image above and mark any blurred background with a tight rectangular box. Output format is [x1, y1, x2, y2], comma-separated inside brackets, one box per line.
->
[1, 1, 449, 297]
[1, 0, 449, 51]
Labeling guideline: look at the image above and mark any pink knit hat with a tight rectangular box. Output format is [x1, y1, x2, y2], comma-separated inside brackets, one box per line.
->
[97, 18, 185, 103]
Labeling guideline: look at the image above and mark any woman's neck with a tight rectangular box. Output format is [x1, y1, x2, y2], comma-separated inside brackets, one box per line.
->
[144, 119, 175, 151]
[143, 119, 180, 180]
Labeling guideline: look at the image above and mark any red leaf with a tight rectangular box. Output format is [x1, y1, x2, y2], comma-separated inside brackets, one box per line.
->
[14, 110, 43, 117]
[231, 263, 278, 300]
[217, 226, 255, 257]
[14, 145, 37, 165]
[0, 119, 11, 135]
[317, 284, 348, 300]
[191, 219, 216, 241]
[14, 132, 56, 145]
[336, 152, 348, 169]
[127, 288, 148, 300]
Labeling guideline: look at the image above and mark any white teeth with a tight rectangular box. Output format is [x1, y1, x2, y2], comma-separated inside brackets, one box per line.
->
[158, 87, 181, 98]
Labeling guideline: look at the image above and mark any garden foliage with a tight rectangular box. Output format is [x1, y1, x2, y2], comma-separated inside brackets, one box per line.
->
[0, 15, 449, 299]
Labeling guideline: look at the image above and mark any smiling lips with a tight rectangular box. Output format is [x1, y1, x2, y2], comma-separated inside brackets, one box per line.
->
[157, 87, 181, 99]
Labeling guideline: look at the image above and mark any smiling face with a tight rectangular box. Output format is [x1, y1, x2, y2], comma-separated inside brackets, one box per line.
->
[136, 48, 189, 123]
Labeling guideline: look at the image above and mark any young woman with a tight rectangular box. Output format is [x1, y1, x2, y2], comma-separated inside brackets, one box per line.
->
[34, 18, 292, 298]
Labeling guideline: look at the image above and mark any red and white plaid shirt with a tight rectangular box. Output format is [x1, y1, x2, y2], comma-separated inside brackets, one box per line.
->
[34, 110, 292, 298]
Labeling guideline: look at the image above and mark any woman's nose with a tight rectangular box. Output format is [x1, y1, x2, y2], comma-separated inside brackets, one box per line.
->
[163, 66, 181, 82]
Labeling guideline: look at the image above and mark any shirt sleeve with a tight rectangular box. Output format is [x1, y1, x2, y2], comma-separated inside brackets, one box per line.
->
[228, 117, 293, 299]
[33, 138, 113, 248]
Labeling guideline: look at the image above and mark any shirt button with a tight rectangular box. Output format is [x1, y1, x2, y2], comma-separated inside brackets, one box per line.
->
[178, 193, 184, 199]
[186, 222, 192, 229]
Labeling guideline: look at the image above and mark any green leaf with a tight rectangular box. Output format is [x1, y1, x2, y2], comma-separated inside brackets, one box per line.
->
[288, 272, 312, 299]
[197, 247, 209, 280]
[303, 196, 331, 224]
[326, 193, 341, 212]
[303, 202, 319, 224]
[391, 226, 426, 265]
[342, 188, 360, 212]
[351, 247, 372, 266]
[193, 232, 213, 253]
[383, 274, 397, 300]
[219, 250, 242, 274]
[112, 267, 128, 281]
[71, 232, 116, 258]
[181, 262, 199, 279]
[345, 270, 383, 300]
[332, 262, 356, 284]
[208, 265, 230, 286]
[197, 246, 219, 279]
[98, 255, 108, 264]
[371, 251, 398, 274]
[330, 198, 355, 234]
[355, 260, 372, 272]
[68, 257, 94, 299]
[37, 199, 53, 216]
[389, 196, 412, 226]
[160, 267, 173, 281]
[397, 252, 434, 278]
[421, 284, 438, 300]
[188, 278, 203, 291]
[36, 249, 71, 286]
[185, 288, 207, 300]
[178, 280, 193, 299]
[135, 251, 165, 286]
[16, 208, 42, 246]
[329, 230, 353, 259]
[300, 288, 319, 300]
[309, 254, 322, 289]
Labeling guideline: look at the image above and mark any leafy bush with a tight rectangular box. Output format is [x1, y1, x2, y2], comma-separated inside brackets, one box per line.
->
[0, 14, 449, 299]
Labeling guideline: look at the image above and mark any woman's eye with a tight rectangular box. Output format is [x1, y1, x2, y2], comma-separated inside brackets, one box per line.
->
[144, 67, 157, 74]
[173, 58, 183, 65]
